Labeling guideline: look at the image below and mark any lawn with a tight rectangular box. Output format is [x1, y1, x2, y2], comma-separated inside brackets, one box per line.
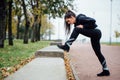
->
[101, 42, 120, 46]
[0, 40, 51, 79]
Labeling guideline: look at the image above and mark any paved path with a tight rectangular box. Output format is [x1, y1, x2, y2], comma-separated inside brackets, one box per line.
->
[5, 58, 67, 80]
[69, 42, 120, 80]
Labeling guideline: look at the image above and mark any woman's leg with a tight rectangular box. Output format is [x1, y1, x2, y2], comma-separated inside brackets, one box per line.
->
[57, 27, 102, 51]
[91, 38, 110, 76]
[91, 38, 106, 69]
[68, 27, 109, 70]
[65, 27, 102, 46]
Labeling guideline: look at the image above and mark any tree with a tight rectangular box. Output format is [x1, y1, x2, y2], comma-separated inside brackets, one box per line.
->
[115, 30, 120, 42]
[31, 15, 40, 42]
[13, 0, 23, 39]
[8, 0, 13, 45]
[0, 0, 7, 48]
[29, 0, 43, 42]
[40, 15, 54, 40]
[40, 0, 73, 18]
[21, 0, 30, 44]
[28, 0, 73, 41]
[6, 0, 73, 43]
[40, 0, 73, 40]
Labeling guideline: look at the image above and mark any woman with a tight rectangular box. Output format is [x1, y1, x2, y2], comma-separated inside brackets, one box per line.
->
[57, 10, 110, 76]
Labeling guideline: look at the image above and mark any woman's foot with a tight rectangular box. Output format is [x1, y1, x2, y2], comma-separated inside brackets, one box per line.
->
[57, 44, 70, 52]
[97, 70, 110, 77]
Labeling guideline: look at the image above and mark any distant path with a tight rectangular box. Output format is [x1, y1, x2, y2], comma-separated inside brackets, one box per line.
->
[69, 42, 120, 80]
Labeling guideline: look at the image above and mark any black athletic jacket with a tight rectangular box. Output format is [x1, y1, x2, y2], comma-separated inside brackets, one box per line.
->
[75, 14, 97, 29]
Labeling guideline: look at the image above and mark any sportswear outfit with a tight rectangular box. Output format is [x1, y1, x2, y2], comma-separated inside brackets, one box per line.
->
[57, 14, 110, 76]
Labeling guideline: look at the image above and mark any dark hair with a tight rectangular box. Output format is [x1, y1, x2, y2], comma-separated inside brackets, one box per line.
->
[64, 10, 76, 34]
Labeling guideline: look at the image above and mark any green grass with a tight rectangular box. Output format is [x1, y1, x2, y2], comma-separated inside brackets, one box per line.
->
[0, 40, 51, 68]
[101, 42, 120, 46]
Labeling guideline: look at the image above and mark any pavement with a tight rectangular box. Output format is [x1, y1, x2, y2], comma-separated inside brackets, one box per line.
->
[69, 42, 120, 80]
[4, 58, 67, 80]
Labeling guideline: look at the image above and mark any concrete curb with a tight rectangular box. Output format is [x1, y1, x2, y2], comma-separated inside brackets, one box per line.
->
[35, 45, 64, 59]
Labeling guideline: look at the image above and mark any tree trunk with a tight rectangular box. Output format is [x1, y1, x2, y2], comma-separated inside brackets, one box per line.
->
[8, 0, 13, 45]
[31, 23, 35, 42]
[22, 0, 29, 44]
[23, 21, 30, 44]
[5, 14, 8, 40]
[37, 22, 41, 41]
[0, 0, 6, 48]
[16, 16, 21, 39]
[39, 15, 42, 41]
[31, 15, 38, 42]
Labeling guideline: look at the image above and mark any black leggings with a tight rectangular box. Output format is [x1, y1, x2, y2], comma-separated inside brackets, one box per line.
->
[67, 27, 107, 69]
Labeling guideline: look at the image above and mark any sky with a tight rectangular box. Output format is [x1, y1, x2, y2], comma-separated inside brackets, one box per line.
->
[50, 0, 120, 42]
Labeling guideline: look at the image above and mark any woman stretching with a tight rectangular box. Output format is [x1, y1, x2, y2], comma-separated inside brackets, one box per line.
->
[57, 10, 110, 76]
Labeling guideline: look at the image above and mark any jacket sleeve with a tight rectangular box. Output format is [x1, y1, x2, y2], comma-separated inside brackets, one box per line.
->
[76, 14, 97, 29]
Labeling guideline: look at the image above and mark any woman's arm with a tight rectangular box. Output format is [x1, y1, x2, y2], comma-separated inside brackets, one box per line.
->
[76, 25, 84, 28]
[76, 14, 97, 29]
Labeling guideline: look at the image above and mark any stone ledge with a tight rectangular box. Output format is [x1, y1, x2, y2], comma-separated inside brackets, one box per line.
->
[35, 45, 64, 58]
[50, 42, 62, 45]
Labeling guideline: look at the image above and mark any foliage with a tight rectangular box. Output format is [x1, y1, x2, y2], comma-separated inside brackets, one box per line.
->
[41, 15, 54, 39]
[64, 51, 75, 80]
[115, 30, 120, 38]
[12, 0, 73, 37]
[29, 0, 73, 18]
[0, 0, 74, 48]
[12, 18, 17, 36]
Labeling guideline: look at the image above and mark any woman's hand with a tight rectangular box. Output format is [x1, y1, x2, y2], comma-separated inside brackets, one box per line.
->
[76, 25, 83, 28]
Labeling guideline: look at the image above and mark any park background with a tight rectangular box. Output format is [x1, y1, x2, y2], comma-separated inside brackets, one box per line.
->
[51, 0, 120, 43]
[0, 0, 120, 79]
